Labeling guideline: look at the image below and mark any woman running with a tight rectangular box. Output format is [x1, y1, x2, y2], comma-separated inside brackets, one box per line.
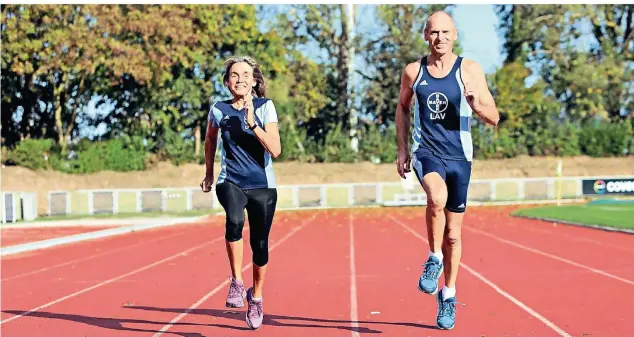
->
[200, 55, 281, 330]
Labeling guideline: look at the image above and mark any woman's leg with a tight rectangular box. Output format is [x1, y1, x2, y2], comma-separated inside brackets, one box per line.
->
[243, 188, 277, 330]
[245, 188, 277, 297]
[215, 182, 248, 307]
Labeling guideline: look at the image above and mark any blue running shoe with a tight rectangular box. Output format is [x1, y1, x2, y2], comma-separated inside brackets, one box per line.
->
[418, 255, 443, 294]
[436, 290, 464, 330]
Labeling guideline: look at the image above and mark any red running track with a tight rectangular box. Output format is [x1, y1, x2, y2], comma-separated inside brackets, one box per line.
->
[1, 226, 116, 247]
[1, 207, 633, 336]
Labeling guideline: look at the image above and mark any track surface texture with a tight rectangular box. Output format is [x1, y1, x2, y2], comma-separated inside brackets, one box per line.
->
[1, 226, 116, 247]
[2, 206, 633, 337]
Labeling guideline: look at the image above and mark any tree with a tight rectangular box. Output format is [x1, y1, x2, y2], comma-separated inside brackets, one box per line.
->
[273, 5, 355, 140]
[359, 5, 457, 126]
[496, 4, 633, 121]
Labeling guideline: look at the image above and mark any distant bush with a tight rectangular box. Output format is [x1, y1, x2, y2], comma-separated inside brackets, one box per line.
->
[472, 117, 631, 160]
[313, 123, 358, 163]
[579, 119, 633, 157]
[5, 139, 53, 170]
[4, 117, 632, 174]
[50, 138, 147, 174]
[359, 123, 397, 164]
[157, 129, 198, 166]
[525, 121, 581, 157]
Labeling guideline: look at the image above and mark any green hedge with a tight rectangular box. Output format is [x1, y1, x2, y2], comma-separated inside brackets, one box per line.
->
[4, 138, 146, 173]
[3, 119, 631, 173]
[471, 119, 632, 159]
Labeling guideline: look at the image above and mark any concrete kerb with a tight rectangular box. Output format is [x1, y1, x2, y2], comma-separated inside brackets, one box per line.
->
[511, 214, 634, 235]
[0, 216, 209, 257]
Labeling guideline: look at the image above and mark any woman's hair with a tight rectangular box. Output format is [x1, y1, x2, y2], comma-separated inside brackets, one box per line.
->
[223, 56, 267, 98]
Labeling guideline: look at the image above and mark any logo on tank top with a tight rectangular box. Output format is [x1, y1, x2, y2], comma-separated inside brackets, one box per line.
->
[427, 92, 448, 120]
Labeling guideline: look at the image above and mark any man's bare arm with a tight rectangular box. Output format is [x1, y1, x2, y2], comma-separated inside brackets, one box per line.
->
[396, 62, 419, 153]
[395, 62, 419, 178]
[463, 60, 499, 126]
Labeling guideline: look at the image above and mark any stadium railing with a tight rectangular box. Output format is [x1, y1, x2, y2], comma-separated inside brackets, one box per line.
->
[44, 175, 631, 217]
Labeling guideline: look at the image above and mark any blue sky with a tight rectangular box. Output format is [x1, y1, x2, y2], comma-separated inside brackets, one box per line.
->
[451, 5, 504, 74]
[351, 4, 504, 74]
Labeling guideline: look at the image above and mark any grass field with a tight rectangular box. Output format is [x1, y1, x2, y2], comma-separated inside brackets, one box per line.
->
[512, 202, 634, 230]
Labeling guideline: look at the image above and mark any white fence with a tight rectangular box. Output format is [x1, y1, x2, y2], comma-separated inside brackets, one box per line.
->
[43, 175, 629, 217]
[1, 192, 38, 223]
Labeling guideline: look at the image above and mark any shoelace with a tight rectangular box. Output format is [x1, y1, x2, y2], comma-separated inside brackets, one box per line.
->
[249, 300, 263, 317]
[229, 282, 243, 297]
[423, 261, 442, 279]
[439, 300, 466, 317]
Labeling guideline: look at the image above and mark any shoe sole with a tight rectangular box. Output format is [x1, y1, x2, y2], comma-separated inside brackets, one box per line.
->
[418, 282, 440, 295]
[436, 324, 455, 330]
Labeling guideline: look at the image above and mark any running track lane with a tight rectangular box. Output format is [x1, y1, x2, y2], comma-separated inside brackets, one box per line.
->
[1, 228, 196, 284]
[468, 208, 634, 282]
[353, 209, 564, 337]
[1, 221, 221, 323]
[1, 219, 226, 334]
[1, 212, 313, 336]
[147, 210, 355, 337]
[463, 210, 634, 337]
[398, 208, 633, 337]
[1, 226, 116, 247]
[1, 221, 216, 279]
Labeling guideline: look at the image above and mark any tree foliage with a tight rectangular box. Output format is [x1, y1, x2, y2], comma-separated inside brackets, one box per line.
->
[2, 4, 631, 172]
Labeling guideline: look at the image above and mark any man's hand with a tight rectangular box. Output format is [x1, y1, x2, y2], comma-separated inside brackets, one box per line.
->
[200, 175, 214, 193]
[462, 59, 499, 126]
[464, 81, 480, 112]
[396, 149, 411, 179]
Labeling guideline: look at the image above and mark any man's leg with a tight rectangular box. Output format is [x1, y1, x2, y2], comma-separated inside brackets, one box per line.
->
[412, 152, 448, 295]
[435, 160, 471, 330]
[423, 173, 448, 258]
[441, 210, 463, 293]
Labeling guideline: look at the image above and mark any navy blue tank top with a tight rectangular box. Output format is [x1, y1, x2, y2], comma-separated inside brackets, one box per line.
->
[208, 97, 278, 189]
[411, 56, 473, 162]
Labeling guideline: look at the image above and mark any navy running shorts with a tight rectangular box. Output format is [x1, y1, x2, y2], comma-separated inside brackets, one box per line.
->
[412, 148, 472, 213]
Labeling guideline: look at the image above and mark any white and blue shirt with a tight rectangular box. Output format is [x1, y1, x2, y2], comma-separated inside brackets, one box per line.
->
[411, 56, 473, 162]
[208, 97, 278, 189]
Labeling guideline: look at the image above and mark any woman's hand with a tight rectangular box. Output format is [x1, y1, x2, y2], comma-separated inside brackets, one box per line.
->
[200, 174, 214, 193]
[244, 94, 256, 128]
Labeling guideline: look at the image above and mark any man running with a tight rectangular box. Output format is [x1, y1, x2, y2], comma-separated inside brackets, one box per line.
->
[394, 11, 500, 330]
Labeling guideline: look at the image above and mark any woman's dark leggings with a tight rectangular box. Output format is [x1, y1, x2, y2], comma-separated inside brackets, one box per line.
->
[215, 182, 277, 267]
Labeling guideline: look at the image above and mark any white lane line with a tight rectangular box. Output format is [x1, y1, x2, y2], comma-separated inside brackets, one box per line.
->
[349, 212, 360, 337]
[1, 235, 224, 325]
[152, 216, 315, 337]
[389, 215, 573, 337]
[1, 217, 200, 257]
[2, 231, 187, 282]
[465, 226, 634, 286]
